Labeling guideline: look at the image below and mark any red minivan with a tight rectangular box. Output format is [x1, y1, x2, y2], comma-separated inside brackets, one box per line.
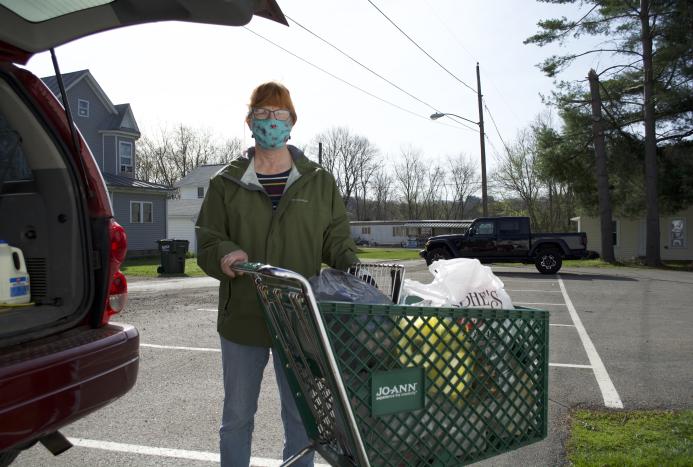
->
[0, 1, 286, 464]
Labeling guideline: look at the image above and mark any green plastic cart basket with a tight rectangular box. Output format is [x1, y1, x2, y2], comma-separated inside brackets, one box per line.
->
[234, 262, 549, 466]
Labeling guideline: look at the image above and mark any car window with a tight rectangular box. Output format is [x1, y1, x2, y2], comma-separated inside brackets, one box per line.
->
[0, 113, 32, 184]
[476, 222, 495, 236]
[499, 220, 521, 234]
[0, 0, 114, 23]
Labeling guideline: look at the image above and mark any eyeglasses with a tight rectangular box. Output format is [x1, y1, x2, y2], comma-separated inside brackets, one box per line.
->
[251, 108, 291, 121]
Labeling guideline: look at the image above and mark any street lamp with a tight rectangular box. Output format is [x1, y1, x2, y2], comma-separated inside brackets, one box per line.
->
[430, 112, 488, 217]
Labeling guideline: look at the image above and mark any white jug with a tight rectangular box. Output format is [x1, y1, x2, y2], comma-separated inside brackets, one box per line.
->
[0, 240, 31, 305]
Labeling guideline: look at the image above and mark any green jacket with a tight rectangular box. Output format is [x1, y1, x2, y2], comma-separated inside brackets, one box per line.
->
[196, 145, 358, 346]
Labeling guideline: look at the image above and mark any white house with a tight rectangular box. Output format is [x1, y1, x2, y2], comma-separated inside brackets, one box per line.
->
[167, 164, 225, 254]
[572, 204, 692, 261]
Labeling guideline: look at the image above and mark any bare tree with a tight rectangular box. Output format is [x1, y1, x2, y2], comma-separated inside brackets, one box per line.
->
[136, 124, 237, 188]
[311, 126, 378, 207]
[393, 146, 426, 219]
[447, 153, 478, 219]
[354, 153, 379, 220]
[213, 137, 243, 164]
[137, 126, 177, 187]
[421, 164, 445, 219]
[493, 128, 543, 228]
[371, 167, 393, 220]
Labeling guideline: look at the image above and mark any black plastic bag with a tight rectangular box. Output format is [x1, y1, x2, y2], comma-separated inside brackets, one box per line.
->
[309, 268, 392, 305]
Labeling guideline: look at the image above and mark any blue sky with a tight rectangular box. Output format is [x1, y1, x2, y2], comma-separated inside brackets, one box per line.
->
[24, 0, 606, 178]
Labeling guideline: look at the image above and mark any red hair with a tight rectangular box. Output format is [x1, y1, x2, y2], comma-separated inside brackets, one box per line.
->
[246, 81, 297, 124]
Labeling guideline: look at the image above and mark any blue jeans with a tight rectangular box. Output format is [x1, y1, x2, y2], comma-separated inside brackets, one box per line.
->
[219, 336, 314, 467]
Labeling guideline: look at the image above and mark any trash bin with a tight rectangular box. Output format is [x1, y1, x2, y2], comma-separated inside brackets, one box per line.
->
[156, 239, 189, 274]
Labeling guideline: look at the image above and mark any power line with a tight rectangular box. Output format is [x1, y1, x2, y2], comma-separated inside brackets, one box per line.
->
[243, 27, 476, 133]
[483, 103, 511, 154]
[423, 1, 524, 127]
[366, 0, 478, 95]
[285, 15, 478, 132]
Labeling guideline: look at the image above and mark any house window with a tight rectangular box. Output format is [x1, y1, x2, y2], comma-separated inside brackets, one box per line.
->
[361, 227, 371, 235]
[119, 141, 133, 173]
[612, 220, 619, 246]
[197, 186, 205, 198]
[130, 201, 153, 223]
[393, 226, 407, 236]
[77, 98, 89, 117]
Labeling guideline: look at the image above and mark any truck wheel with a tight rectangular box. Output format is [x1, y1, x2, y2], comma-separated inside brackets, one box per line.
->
[535, 248, 562, 274]
[426, 247, 450, 265]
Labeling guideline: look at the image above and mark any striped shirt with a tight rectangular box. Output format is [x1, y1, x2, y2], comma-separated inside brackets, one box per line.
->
[256, 168, 291, 210]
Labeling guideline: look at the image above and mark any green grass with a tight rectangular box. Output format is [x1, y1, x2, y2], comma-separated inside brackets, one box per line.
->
[121, 257, 205, 278]
[356, 247, 423, 261]
[568, 409, 693, 466]
[122, 248, 423, 278]
[563, 258, 693, 271]
[563, 259, 624, 268]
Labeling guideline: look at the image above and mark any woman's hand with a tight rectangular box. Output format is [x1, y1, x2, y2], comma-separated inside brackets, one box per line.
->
[220, 250, 249, 278]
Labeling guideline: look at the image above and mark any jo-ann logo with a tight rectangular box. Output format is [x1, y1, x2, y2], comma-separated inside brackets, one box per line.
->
[375, 382, 419, 401]
[371, 367, 424, 416]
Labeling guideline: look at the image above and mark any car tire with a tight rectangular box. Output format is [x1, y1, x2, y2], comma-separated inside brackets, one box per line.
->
[426, 247, 451, 266]
[0, 449, 20, 467]
[535, 248, 563, 274]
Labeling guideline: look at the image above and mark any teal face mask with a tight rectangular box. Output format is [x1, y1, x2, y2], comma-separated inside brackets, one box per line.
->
[251, 118, 292, 149]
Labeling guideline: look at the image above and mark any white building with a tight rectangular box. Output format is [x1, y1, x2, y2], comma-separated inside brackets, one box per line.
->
[166, 164, 224, 254]
[350, 220, 471, 247]
[572, 204, 692, 261]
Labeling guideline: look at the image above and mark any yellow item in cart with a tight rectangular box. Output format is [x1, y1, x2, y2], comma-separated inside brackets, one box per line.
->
[397, 316, 473, 403]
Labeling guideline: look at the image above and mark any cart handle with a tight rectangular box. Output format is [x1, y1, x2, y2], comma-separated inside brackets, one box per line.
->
[228, 261, 372, 467]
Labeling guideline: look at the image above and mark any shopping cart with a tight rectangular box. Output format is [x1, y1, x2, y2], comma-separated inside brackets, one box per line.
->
[234, 262, 549, 466]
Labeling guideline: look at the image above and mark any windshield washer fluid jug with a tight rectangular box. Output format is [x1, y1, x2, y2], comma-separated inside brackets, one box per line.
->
[0, 240, 31, 305]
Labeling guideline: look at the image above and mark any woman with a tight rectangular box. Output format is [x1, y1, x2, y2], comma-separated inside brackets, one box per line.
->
[196, 81, 358, 467]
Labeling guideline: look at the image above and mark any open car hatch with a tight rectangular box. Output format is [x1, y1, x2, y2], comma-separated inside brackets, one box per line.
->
[0, 0, 288, 64]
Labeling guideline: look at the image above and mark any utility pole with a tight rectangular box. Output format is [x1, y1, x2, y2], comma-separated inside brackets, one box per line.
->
[588, 69, 615, 263]
[476, 63, 488, 216]
[318, 142, 322, 166]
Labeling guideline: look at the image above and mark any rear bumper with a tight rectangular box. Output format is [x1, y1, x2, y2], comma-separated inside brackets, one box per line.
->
[0, 323, 139, 451]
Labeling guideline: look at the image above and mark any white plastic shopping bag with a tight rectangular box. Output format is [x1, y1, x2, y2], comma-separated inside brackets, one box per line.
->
[400, 258, 514, 309]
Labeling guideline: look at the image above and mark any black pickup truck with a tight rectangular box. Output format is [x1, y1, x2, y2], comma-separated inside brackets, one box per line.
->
[419, 216, 589, 274]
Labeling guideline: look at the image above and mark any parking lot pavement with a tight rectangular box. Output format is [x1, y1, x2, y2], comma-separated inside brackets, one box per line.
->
[14, 263, 693, 466]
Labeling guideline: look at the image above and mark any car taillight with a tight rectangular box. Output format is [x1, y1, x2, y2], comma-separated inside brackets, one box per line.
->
[110, 220, 127, 264]
[102, 220, 128, 325]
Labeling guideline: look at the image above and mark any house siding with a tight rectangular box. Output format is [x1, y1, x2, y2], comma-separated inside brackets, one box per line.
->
[67, 80, 112, 168]
[180, 185, 204, 200]
[112, 191, 167, 254]
[576, 205, 692, 261]
[168, 217, 197, 254]
[350, 224, 409, 246]
[103, 134, 116, 174]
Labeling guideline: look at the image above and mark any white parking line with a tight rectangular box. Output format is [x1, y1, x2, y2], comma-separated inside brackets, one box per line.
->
[197, 308, 218, 312]
[549, 363, 592, 369]
[500, 279, 557, 284]
[506, 289, 563, 293]
[67, 438, 330, 466]
[557, 275, 624, 409]
[141, 343, 220, 352]
[514, 302, 567, 306]
[549, 323, 576, 327]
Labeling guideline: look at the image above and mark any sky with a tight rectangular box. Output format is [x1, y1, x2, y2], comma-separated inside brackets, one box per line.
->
[22, 0, 604, 185]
